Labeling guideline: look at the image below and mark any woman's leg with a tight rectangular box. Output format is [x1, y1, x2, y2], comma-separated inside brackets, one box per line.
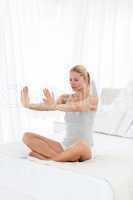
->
[29, 151, 51, 160]
[51, 140, 92, 162]
[23, 132, 64, 159]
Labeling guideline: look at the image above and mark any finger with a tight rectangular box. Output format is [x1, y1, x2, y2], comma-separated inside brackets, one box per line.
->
[43, 88, 50, 98]
[23, 86, 28, 91]
[43, 88, 47, 94]
[21, 89, 25, 98]
[46, 88, 51, 97]
[42, 98, 46, 102]
[20, 90, 23, 100]
[23, 86, 28, 95]
[20, 90, 25, 104]
[43, 89, 46, 97]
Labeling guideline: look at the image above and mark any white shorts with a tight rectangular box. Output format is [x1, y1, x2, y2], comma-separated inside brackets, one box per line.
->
[60, 141, 96, 160]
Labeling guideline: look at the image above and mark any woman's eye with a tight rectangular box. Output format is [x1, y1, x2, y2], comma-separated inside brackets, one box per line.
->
[69, 79, 79, 82]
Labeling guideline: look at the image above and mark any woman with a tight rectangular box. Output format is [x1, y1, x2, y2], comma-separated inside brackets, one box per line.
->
[21, 65, 98, 162]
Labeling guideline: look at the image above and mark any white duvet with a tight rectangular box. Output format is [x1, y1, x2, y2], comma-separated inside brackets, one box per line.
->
[0, 133, 132, 200]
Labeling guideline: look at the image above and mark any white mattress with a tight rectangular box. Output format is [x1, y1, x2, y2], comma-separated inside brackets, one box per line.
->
[0, 133, 132, 200]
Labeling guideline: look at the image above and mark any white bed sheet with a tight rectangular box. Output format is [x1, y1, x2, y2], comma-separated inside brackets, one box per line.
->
[0, 158, 113, 200]
[27, 133, 133, 200]
[0, 133, 132, 200]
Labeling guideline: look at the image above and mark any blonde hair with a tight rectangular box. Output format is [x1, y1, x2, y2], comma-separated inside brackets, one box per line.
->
[70, 65, 90, 85]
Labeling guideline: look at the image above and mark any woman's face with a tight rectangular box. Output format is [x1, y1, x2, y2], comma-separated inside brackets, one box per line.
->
[69, 71, 88, 92]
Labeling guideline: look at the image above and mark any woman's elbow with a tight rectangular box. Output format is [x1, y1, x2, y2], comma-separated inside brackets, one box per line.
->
[89, 103, 98, 111]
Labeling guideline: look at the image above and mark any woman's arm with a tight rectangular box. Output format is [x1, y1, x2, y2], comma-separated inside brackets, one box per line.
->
[55, 96, 98, 112]
[21, 86, 64, 111]
[21, 86, 98, 112]
[28, 95, 98, 112]
[28, 103, 56, 111]
[21, 86, 57, 111]
[28, 93, 69, 111]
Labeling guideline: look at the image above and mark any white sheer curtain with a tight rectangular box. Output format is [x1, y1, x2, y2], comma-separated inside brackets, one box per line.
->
[0, 0, 133, 143]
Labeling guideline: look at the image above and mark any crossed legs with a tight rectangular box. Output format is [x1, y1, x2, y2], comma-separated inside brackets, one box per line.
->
[23, 132, 92, 162]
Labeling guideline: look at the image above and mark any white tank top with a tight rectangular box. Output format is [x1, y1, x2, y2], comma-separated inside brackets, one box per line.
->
[62, 80, 98, 148]
[62, 111, 96, 148]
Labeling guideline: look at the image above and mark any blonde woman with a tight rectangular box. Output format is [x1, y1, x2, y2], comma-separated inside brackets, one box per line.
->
[21, 65, 98, 162]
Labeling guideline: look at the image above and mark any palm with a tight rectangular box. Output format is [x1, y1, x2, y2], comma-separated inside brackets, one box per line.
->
[21, 86, 30, 108]
[42, 88, 55, 105]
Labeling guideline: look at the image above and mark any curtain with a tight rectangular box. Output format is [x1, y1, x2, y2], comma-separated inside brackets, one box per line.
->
[0, 0, 133, 143]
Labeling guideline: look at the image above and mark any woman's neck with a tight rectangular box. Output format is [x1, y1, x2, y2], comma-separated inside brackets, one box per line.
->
[75, 87, 90, 98]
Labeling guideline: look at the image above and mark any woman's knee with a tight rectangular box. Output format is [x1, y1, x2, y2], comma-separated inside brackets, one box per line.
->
[22, 132, 35, 144]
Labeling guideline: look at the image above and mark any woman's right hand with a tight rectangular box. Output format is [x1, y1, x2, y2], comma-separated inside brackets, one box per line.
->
[20, 86, 30, 108]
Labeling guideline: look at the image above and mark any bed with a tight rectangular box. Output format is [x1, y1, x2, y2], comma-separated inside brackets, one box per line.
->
[0, 86, 132, 200]
[0, 132, 132, 200]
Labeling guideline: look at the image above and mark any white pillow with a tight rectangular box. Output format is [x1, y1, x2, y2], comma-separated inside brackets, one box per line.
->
[94, 81, 133, 138]
[126, 121, 133, 138]
[116, 81, 133, 138]
[94, 104, 127, 136]
[116, 110, 133, 138]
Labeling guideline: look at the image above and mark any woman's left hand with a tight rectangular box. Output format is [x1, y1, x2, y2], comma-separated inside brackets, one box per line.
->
[42, 88, 55, 105]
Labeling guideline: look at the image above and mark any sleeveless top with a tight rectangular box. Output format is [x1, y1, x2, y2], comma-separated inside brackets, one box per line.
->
[61, 80, 98, 148]
[62, 111, 96, 148]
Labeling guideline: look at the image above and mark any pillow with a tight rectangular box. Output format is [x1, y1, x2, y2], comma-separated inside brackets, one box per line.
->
[116, 110, 133, 138]
[94, 81, 133, 138]
[126, 121, 133, 138]
[94, 103, 127, 136]
[114, 81, 133, 138]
